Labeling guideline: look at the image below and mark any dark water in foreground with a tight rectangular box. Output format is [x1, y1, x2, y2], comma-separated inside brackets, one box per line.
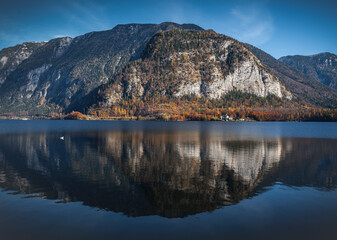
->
[0, 121, 337, 240]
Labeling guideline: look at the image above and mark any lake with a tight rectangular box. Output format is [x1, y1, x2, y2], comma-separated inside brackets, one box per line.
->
[0, 120, 337, 240]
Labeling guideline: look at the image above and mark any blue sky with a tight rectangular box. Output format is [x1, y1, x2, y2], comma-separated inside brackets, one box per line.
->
[0, 0, 336, 58]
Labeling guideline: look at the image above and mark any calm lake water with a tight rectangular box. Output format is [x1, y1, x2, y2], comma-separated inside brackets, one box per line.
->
[0, 120, 337, 240]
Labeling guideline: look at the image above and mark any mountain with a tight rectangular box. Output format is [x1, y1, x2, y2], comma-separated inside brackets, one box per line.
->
[92, 29, 293, 115]
[0, 22, 203, 115]
[279, 52, 337, 90]
[0, 22, 336, 118]
[245, 45, 337, 108]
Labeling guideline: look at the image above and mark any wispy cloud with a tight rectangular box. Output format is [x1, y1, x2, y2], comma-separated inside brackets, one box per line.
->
[228, 5, 274, 45]
[57, 0, 111, 33]
[0, 0, 114, 50]
[52, 35, 67, 38]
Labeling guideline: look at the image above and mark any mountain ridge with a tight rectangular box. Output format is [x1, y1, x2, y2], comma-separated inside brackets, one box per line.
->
[0, 22, 336, 120]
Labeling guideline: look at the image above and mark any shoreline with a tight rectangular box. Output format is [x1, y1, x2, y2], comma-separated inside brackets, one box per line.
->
[0, 117, 336, 122]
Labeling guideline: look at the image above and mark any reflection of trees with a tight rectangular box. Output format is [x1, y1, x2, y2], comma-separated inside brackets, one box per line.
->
[0, 131, 336, 218]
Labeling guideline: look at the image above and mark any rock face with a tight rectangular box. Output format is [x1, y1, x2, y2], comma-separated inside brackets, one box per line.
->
[279, 53, 337, 90]
[99, 30, 292, 106]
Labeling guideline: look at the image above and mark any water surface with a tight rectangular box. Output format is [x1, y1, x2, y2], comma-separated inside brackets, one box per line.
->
[0, 121, 337, 240]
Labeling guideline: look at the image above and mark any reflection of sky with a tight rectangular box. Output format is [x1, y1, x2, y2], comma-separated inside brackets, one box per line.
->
[0, 0, 336, 58]
[1, 179, 337, 240]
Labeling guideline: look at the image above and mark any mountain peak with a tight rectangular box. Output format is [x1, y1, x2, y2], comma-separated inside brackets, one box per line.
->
[311, 52, 336, 57]
[159, 22, 204, 31]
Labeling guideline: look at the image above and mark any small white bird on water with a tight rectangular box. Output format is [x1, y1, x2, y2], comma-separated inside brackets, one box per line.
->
[60, 136, 64, 140]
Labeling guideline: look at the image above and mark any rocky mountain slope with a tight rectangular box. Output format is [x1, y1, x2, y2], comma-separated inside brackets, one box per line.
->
[279, 52, 337, 90]
[0, 41, 46, 85]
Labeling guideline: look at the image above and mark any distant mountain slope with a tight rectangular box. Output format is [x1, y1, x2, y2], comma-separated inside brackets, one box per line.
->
[279, 53, 337, 90]
[245, 44, 337, 108]
[0, 22, 203, 114]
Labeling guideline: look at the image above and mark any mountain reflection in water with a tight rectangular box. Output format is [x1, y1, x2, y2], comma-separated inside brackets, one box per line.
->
[0, 129, 336, 218]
